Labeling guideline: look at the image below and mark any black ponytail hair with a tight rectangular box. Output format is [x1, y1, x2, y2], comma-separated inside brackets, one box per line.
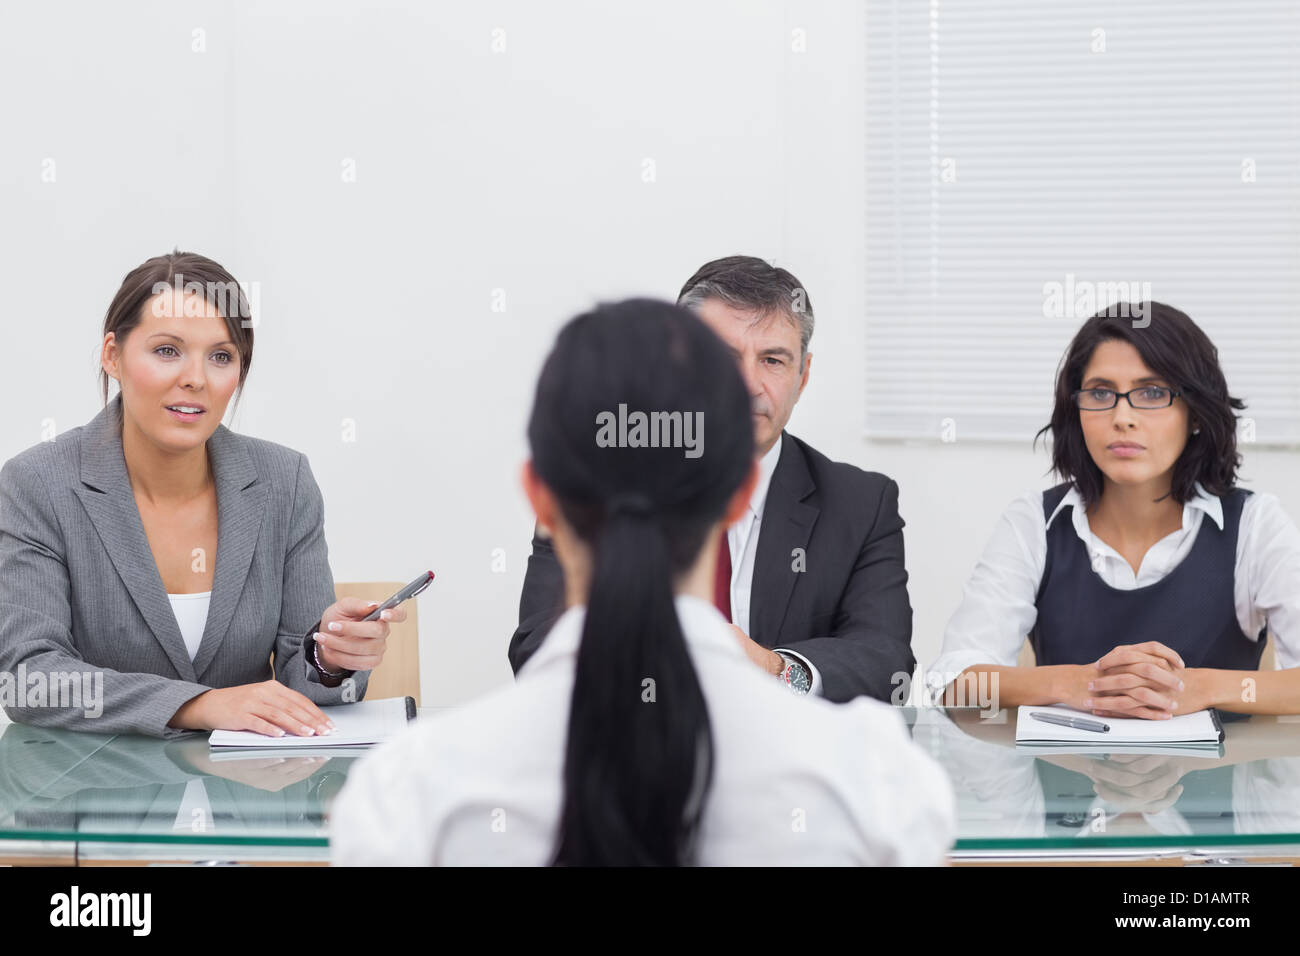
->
[528, 299, 755, 866]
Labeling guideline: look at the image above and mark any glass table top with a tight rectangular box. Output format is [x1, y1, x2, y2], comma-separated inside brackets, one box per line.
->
[1, 707, 1298, 857]
[912, 707, 1300, 855]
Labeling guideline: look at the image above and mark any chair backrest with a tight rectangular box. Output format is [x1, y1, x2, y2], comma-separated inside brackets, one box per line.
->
[334, 581, 423, 705]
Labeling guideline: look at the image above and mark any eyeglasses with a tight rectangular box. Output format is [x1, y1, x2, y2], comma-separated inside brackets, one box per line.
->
[1072, 386, 1181, 410]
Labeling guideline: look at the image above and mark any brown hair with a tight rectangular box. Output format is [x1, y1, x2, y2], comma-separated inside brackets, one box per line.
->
[100, 251, 254, 403]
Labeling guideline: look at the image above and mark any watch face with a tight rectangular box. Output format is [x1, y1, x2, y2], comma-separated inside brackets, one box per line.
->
[784, 661, 811, 694]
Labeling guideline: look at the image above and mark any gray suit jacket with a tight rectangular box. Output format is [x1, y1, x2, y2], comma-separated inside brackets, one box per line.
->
[0, 397, 367, 739]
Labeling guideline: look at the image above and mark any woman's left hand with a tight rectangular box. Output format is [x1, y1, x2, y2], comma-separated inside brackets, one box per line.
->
[315, 597, 407, 673]
[1088, 643, 1213, 719]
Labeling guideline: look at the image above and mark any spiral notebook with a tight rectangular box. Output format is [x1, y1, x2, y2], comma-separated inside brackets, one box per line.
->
[208, 696, 416, 751]
[1014, 703, 1224, 748]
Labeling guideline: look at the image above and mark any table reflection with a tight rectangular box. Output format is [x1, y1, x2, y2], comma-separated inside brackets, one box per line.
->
[909, 708, 1300, 843]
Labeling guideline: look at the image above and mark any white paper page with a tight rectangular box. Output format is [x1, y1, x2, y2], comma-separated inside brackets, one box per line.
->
[208, 697, 411, 749]
[1015, 703, 1220, 745]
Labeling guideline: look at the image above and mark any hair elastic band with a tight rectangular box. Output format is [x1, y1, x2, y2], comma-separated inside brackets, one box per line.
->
[607, 493, 654, 517]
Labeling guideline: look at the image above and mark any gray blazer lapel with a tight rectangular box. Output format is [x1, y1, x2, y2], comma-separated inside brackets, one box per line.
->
[192, 425, 267, 676]
[72, 399, 198, 681]
[749, 435, 818, 648]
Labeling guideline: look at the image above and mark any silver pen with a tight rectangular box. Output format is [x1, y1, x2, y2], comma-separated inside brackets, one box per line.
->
[1031, 711, 1110, 733]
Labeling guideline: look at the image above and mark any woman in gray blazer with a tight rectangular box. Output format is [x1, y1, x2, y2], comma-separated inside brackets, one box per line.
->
[0, 251, 403, 739]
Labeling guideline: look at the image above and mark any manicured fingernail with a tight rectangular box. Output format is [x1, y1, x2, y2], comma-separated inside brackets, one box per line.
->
[380, 610, 392, 621]
[328, 621, 343, 632]
[1084, 698, 1093, 708]
[1178, 680, 1185, 690]
[315, 633, 327, 646]
[1088, 681, 1095, 690]
[274, 729, 284, 737]
[367, 601, 381, 608]
[301, 726, 314, 736]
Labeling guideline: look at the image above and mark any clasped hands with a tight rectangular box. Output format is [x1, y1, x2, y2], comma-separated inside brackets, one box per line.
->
[1061, 641, 1209, 720]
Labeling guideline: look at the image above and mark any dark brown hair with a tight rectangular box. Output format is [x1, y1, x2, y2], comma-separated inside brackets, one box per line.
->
[100, 251, 254, 403]
[1037, 302, 1245, 506]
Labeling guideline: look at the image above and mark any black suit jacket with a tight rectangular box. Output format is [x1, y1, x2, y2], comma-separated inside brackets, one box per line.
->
[508, 432, 915, 702]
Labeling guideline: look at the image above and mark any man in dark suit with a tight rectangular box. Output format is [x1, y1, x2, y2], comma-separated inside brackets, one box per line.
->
[509, 256, 914, 703]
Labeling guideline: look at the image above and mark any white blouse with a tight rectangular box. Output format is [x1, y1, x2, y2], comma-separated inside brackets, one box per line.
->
[332, 594, 955, 866]
[930, 483, 1300, 687]
[167, 591, 211, 662]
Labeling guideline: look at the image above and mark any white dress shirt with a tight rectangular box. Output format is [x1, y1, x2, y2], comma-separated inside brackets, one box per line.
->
[332, 594, 955, 866]
[726, 435, 823, 695]
[931, 483, 1300, 686]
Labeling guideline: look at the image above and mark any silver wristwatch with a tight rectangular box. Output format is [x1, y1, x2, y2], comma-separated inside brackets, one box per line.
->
[776, 652, 812, 695]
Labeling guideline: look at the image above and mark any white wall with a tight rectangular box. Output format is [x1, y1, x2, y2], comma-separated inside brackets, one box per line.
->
[2, 1, 1296, 707]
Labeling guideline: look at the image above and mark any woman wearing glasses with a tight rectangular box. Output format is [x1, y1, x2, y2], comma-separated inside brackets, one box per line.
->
[932, 302, 1300, 719]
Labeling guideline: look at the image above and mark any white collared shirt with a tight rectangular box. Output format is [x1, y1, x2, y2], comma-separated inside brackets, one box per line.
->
[332, 595, 955, 866]
[725, 435, 823, 695]
[931, 482, 1300, 683]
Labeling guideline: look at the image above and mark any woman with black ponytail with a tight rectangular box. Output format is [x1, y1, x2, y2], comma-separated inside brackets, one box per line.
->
[333, 300, 955, 866]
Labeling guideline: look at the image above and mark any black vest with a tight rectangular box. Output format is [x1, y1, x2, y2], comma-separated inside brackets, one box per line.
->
[1029, 483, 1267, 669]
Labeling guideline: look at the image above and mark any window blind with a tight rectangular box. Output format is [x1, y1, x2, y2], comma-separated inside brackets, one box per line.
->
[865, 0, 1300, 444]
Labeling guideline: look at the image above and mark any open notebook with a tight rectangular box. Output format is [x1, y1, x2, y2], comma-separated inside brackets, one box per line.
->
[208, 696, 416, 751]
[1015, 703, 1224, 749]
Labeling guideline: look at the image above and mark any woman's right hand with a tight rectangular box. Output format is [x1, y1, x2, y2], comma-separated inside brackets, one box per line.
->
[1088, 642, 1185, 719]
[1051, 642, 1184, 719]
[169, 681, 336, 737]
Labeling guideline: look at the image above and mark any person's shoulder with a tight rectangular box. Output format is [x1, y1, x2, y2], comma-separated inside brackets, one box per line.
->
[1, 420, 94, 491]
[224, 430, 308, 480]
[1237, 487, 1297, 531]
[793, 685, 911, 740]
[783, 432, 896, 497]
[710, 653, 907, 749]
[379, 675, 564, 768]
[709, 663, 937, 825]
[1011, 485, 1063, 522]
[700, 667, 953, 864]
[207, 430, 322, 524]
[220, 431, 331, 514]
[1231, 485, 1272, 508]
